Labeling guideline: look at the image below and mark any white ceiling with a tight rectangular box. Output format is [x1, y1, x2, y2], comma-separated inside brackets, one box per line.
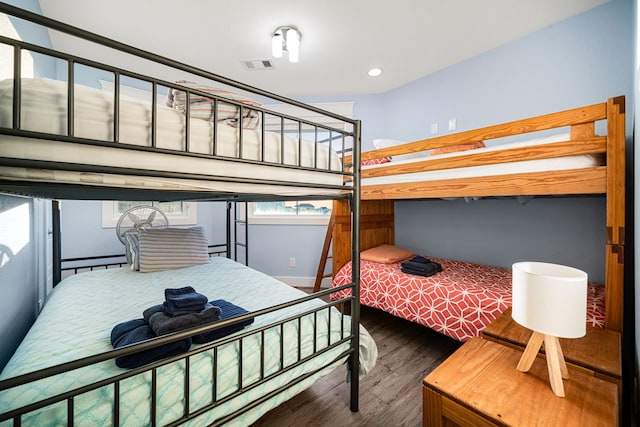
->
[37, 0, 608, 97]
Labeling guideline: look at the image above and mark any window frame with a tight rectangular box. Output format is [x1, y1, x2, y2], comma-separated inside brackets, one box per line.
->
[248, 201, 331, 225]
[248, 101, 351, 226]
[101, 201, 197, 228]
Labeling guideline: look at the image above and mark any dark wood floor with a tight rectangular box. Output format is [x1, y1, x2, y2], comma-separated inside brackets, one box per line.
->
[252, 304, 462, 427]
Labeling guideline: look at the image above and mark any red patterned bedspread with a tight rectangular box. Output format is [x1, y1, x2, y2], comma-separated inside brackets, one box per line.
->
[331, 258, 606, 342]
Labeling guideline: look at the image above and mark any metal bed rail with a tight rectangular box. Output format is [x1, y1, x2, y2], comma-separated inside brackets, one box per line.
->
[0, 4, 357, 190]
[0, 285, 357, 426]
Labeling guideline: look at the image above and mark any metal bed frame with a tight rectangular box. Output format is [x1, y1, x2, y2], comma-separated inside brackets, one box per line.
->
[0, 3, 362, 425]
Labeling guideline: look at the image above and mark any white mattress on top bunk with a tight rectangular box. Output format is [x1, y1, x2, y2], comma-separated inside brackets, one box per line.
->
[0, 78, 345, 196]
[0, 257, 376, 426]
[362, 133, 604, 186]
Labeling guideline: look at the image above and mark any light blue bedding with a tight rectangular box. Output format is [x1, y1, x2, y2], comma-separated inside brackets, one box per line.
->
[0, 258, 376, 426]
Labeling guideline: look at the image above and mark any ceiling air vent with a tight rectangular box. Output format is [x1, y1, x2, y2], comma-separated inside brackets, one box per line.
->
[241, 59, 275, 71]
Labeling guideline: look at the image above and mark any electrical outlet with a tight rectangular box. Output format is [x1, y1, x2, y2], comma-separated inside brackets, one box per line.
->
[448, 118, 457, 131]
[289, 257, 296, 268]
[430, 122, 438, 134]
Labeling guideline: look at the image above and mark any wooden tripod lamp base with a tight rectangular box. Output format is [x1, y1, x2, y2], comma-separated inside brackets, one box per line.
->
[511, 262, 589, 399]
[516, 331, 569, 397]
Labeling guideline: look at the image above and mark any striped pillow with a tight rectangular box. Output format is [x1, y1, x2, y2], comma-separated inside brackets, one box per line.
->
[166, 80, 261, 129]
[138, 226, 209, 273]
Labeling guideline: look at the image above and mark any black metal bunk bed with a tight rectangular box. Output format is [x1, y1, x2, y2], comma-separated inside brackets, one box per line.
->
[0, 3, 364, 426]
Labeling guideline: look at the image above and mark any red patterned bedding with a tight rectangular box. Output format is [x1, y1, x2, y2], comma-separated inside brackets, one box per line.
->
[331, 257, 605, 342]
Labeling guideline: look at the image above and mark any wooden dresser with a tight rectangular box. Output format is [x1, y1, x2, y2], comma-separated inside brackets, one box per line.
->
[422, 337, 618, 427]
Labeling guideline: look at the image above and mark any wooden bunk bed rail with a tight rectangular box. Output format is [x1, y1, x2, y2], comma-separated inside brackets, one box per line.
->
[358, 100, 608, 163]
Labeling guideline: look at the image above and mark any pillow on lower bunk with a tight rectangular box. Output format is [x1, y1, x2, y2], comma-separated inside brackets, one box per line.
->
[361, 244, 414, 264]
[429, 141, 485, 156]
[166, 80, 261, 129]
[137, 226, 210, 273]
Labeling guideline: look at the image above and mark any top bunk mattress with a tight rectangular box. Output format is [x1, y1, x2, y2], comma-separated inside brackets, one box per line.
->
[361, 133, 604, 186]
[0, 78, 347, 198]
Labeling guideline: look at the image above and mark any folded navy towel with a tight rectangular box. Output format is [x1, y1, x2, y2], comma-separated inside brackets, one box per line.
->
[401, 261, 442, 278]
[164, 286, 209, 316]
[407, 255, 431, 264]
[401, 260, 438, 272]
[192, 299, 255, 344]
[110, 319, 191, 369]
[149, 303, 222, 336]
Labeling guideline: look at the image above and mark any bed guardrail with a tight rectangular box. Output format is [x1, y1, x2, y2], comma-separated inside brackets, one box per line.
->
[0, 285, 357, 426]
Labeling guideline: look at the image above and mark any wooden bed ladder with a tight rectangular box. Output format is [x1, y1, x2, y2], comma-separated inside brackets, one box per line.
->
[313, 210, 336, 292]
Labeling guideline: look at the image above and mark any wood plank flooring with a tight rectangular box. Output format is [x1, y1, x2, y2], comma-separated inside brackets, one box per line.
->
[252, 304, 462, 427]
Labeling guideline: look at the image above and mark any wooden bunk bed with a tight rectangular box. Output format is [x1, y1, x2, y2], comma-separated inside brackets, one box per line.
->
[331, 95, 626, 340]
[0, 4, 370, 426]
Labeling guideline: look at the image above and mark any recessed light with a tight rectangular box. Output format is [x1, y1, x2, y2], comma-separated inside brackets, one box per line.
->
[367, 67, 383, 77]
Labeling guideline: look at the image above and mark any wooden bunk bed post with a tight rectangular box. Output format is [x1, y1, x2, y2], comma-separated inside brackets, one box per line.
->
[604, 96, 626, 332]
[331, 199, 395, 276]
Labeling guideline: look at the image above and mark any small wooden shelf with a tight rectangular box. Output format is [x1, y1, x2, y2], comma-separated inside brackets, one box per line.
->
[423, 338, 618, 427]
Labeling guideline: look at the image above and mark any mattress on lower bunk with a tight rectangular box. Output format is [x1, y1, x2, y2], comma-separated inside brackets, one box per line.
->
[0, 78, 345, 195]
[0, 258, 376, 427]
[331, 257, 605, 342]
[362, 133, 604, 186]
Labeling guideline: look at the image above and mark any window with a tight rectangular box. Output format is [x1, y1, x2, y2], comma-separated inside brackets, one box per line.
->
[249, 200, 332, 225]
[101, 201, 197, 228]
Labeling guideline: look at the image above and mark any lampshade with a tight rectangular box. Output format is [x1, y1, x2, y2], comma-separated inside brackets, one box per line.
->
[512, 261, 587, 339]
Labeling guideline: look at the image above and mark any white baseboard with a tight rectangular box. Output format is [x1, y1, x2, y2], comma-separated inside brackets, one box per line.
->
[274, 276, 332, 289]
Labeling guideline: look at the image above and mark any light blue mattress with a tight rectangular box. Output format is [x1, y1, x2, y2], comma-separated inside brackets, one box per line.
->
[0, 258, 375, 426]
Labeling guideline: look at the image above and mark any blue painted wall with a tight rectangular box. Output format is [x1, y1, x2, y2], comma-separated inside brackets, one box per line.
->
[383, 0, 633, 285]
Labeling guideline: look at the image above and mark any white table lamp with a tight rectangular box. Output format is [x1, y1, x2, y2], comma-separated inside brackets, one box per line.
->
[511, 261, 588, 397]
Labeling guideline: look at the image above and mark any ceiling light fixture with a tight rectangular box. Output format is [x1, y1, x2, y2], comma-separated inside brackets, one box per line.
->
[272, 26, 302, 63]
[368, 67, 383, 77]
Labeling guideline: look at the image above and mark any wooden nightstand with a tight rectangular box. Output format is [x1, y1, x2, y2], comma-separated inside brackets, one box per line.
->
[423, 338, 618, 427]
[482, 308, 621, 386]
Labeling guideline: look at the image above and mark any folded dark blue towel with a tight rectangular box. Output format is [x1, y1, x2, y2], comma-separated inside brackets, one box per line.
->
[407, 255, 431, 264]
[192, 299, 255, 344]
[164, 286, 209, 316]
[149, 303, 222, 336]
[110, 319, 191, 369]
[402, 260, 442, 272]
[401, 261, 442, 278]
